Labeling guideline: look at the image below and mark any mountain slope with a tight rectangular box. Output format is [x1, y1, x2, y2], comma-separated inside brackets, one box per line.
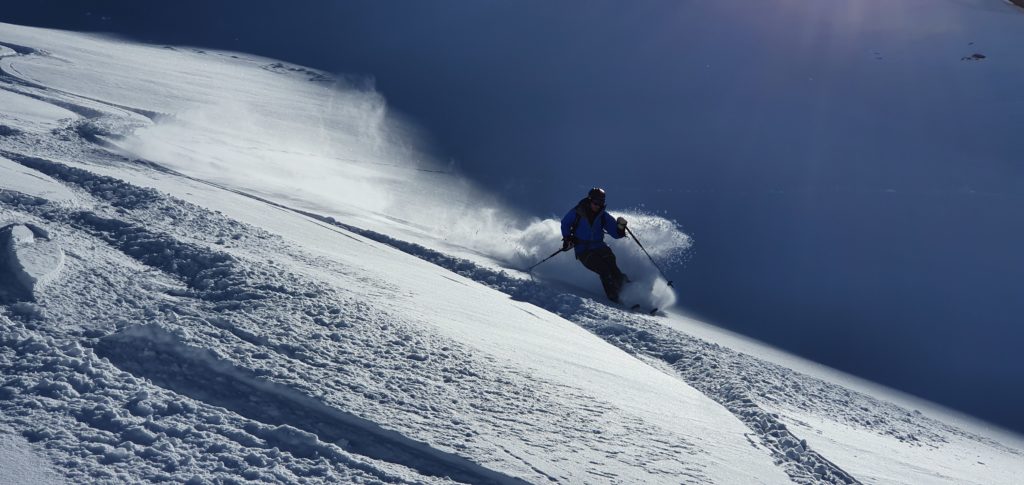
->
[1, 21, 1022, 484]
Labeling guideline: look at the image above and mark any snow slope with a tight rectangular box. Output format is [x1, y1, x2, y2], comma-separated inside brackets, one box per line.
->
[1, 20, 1022, 485]
[0, 429, 63, 485]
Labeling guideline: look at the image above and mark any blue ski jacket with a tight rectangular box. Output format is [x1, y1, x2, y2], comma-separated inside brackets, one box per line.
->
[561, 197, 625, 256]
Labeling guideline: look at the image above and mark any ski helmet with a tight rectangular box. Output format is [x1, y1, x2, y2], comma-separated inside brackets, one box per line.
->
[588, 187, 606, 203]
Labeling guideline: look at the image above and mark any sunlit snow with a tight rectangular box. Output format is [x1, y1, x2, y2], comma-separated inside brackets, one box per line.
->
[1, 19, 1022, 485]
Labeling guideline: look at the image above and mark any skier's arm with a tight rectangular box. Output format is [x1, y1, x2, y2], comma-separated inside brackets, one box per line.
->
[603, 212, 626, 239]
[561, 209, 576, 240]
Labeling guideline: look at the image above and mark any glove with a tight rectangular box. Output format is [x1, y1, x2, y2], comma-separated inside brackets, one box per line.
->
[616, 217, 628, 236]
[562, 237, 575, 250]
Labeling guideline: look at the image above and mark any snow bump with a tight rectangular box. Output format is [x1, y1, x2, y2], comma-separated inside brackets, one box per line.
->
[0, 223, 64, 299]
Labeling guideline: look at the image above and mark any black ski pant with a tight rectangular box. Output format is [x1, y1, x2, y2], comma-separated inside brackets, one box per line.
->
[579, 246, 626, 302]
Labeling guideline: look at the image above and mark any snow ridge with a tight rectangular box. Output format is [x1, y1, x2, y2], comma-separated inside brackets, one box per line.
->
[97, 324, 529, 485]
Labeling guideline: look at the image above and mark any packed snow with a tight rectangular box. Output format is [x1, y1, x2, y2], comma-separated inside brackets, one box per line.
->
[1, 19, 1023, 485]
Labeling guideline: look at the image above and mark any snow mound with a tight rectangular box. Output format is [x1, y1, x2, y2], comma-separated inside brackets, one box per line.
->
[1, 223, 63, 297]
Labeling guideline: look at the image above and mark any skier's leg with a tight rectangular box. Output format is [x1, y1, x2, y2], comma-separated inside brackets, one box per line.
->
[581, 247, 623, 302]
[585, 249, 614, 298]
[599, 248, 626, 301]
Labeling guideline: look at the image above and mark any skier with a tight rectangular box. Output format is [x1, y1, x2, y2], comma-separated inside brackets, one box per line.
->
[561, 187, 630, 302]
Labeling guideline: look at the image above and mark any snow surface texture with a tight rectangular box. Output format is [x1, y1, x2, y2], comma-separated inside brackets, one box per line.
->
[0, 20, 1022, 485]
[0, 429, 64, 485]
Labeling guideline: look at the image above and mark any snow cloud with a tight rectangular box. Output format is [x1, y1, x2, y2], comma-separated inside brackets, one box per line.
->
[121, 71, 434, 216]
[495, 211, 690, 309]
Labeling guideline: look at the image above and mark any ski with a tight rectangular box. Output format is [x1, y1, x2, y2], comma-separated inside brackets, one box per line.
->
[628, 304, 660, 316]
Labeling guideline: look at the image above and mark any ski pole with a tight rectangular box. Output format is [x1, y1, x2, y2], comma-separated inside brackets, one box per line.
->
[625, 227, 674, 287]
[527, 247, 568, 272]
